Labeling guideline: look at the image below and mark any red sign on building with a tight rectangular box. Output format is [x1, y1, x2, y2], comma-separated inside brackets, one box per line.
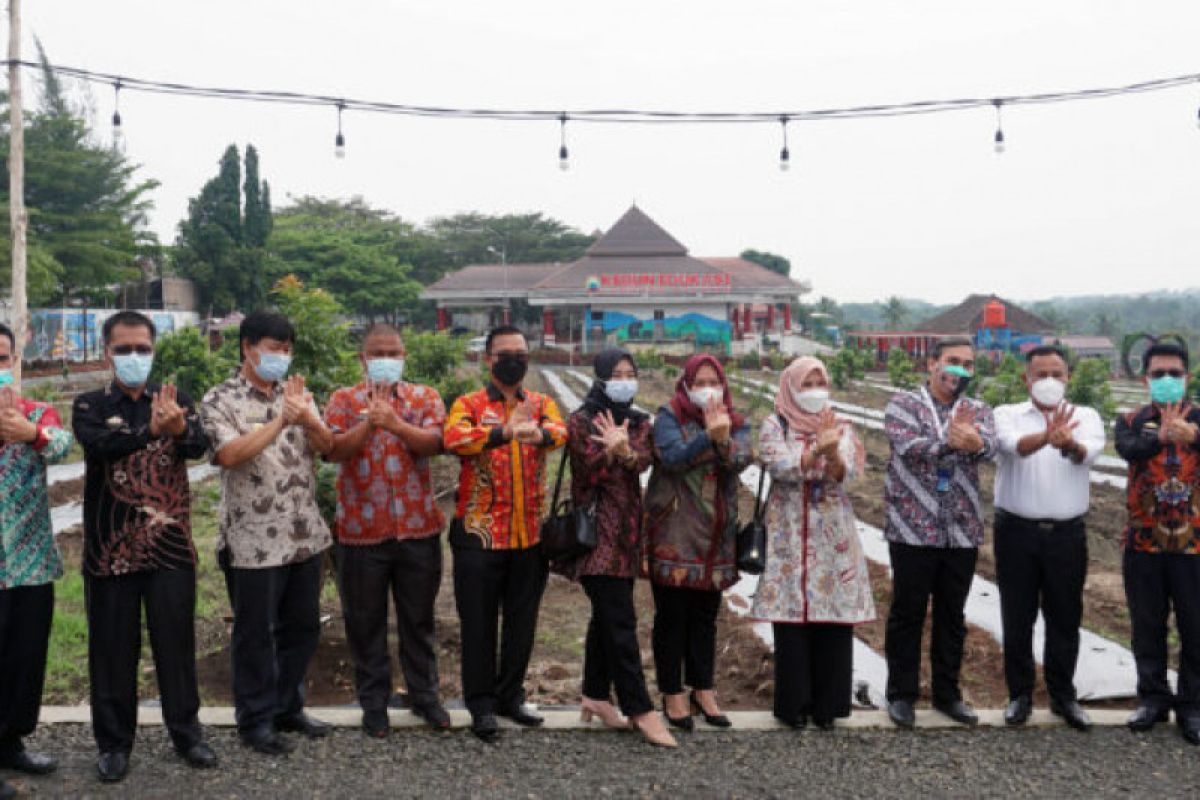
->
[597, 273, 732, 290]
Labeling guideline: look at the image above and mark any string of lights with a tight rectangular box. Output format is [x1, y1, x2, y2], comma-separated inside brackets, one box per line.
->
[7, 58, 1200, 167]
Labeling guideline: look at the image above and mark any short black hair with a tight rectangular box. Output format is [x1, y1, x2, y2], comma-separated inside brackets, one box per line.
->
[103, 310, 156, 345]
[929, 336, 974, 360]
[1026, 345, 1070, 368]
[362, 322, 403, 345]
[239, 310, 296, 362]
[1143, 342, 1189, 374]
[0, 323, 14, 353]
[485, 324, 525, 354]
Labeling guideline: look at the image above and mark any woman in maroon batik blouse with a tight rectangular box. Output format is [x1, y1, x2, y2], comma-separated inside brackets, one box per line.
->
[560, 349, 676, 748]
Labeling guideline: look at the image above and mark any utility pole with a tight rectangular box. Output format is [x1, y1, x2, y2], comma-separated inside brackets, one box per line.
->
[7, 0, 26, 387]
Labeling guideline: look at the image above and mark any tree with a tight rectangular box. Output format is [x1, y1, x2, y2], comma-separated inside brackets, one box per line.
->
[423, 211, 593, 277]
[1067, 358, 1117, 422]
[739, 249, 791, 276]
[266, 197, 422, 323]
[268, 275, 359, 403]
[882, 296, 909, 330]
[148, 326, 236, 400]
[175, 144, 271, 314]
[887, 347, 919, 389]
[0, 46, 158, 305]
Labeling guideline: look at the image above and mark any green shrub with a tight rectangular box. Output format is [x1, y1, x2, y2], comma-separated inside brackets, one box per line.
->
[270, 276, 361, 404]
[149, 327, 234, 401]
[886, 348, 919, 390]
[980, 353, 1027, 407]
[403, 330, 480, 409]
[1067, 357, 1117, 422]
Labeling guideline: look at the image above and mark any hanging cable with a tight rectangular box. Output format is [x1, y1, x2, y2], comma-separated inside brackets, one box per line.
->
[111, 80, 123, 148]
[993, 99, 1006, 154]
[558, 113, 570, 171]
[334, 102, 346, 159]
[779, 115, 791, 171]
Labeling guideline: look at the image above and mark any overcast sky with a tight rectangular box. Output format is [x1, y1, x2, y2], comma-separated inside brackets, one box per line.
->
[20, 1, 1200, 304]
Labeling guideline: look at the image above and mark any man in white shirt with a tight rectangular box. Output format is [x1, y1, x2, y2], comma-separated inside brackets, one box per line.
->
[993, 345, 1105, 731]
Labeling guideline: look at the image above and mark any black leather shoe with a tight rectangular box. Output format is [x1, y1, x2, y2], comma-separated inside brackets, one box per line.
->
[498, 705, 544, 727]
[1050, 699, 1092, 732]
[933, 699, 978, 726]
[0, 749, 57, 775]
[689, 692, 732, 728]
[1004, 695, 1033, 726]
[178, 742, 218, 769]
[887, 699, 915, 729]
[813, 717, 835, 731]
[1180, 717, 1200, 746]
[471, 714, 500, 743]
[663, 698, 694, 731]
[362, 708, 390, 738]
[96, 751, 129, 783]
[240, 729, 296, 756]
[0, 778, 15, 800]
[412, 702, 452, 730]
[1127, 703, 1170, 732]
[275, 712, 330, 739]
[774, 714, 807, 730]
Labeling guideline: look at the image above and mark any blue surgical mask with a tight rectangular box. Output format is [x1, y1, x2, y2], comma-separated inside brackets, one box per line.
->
[113, 353, 154, 387]
[604, 378, 638, 404]
[1149, 376, 1186, 405]
[366, 357, 405, 385]
[0, 369, 12, 388]
[254, 352, 292, 383]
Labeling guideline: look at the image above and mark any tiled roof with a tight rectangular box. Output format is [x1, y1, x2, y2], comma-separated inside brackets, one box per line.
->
[424, 263, 567, 293]
[585, 205, 688, 257]
[914, 294, 1055, 334]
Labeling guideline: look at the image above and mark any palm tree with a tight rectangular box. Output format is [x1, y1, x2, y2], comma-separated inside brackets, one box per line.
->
[883, 296, 909, 329]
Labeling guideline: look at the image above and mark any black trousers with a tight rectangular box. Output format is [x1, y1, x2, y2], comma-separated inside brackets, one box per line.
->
[580, 576, 653, 717]
[651, 583, 722, 695]
[884, 543, 977, 704]
[773, 623, 854, 723]
[334, 537, 443, 711]
[452, 545, 548, 717]
[84, 570, 202, 754]
[221, 551, 323, 735]
[1123, 549, 1200, 719]
[994, 510, 1087, 702]
[0, 583, 54, 759]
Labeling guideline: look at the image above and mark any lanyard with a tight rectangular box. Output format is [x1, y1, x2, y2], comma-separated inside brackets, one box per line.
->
[921, 386, 961, 443]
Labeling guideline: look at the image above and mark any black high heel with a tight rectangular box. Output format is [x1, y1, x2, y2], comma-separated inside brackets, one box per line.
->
[662, 697, 694, 731]
[690, 691, 732, 728]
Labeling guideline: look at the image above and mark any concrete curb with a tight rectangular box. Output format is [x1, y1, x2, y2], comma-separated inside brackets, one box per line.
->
[37, 706, 1134, 731]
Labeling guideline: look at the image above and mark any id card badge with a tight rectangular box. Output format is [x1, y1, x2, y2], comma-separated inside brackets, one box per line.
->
[936, 466, 952, 493]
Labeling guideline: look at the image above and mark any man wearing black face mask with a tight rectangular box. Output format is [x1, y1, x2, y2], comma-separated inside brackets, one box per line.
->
[443, 325, 567, 742]
[882, 336, 996, 730]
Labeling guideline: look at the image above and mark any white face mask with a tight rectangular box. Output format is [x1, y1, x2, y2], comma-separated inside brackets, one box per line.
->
[687, 386, 723, 408]
[1030, 377, 1066, 408]
[604, 379, 638, 404]
[793, 388, 830, 414]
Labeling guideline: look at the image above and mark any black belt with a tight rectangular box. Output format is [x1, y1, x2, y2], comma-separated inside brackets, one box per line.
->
[995, 508, 1084, 532]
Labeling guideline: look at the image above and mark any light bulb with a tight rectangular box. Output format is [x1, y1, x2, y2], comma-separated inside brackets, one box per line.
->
[779, 146, 790, 171]
[558, 144, 570, 171]
[993, 129, 1006, 154]
[335, 132, 346, 159]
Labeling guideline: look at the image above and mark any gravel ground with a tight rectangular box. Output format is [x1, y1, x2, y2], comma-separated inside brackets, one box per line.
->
[5, 724, 1198, 798]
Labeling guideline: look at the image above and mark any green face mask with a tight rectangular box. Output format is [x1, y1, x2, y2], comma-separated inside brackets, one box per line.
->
[938, 364, 973, 398]
[1149, 376, 1186, 405]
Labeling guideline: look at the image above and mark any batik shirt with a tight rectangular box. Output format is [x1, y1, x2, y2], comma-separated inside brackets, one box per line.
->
[201, 374, 332, 568]
[883, 386, 996, 548]
[73, 383, 208, 577]
[0, 398, 72, 589]
[443, 384, 566, 550]
[324, 381, 446, 544]
[1115, 403, 1200, 555]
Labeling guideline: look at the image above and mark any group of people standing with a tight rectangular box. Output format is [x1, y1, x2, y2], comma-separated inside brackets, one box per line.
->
[0, 315, 1197, 795]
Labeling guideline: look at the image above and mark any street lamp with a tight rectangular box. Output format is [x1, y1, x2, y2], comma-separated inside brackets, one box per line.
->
[486, 244, 510, 325]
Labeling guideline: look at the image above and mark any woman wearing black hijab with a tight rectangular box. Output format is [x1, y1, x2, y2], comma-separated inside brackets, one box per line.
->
[561, 349, 676, 747]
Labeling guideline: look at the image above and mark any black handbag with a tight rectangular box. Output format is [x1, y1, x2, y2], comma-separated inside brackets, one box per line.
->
[736, 461, 769, 575]
[539, 446, 598, 561]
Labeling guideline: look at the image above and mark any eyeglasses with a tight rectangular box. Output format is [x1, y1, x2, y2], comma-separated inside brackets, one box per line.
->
[1149, 369, 1186, 379]
[112, 345, 154, 356]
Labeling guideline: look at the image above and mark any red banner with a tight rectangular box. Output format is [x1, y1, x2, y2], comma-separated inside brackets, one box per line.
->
[596, 273, 731, 290]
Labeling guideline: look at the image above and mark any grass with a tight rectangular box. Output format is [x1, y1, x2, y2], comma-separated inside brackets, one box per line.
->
[44, 570, 89, 702]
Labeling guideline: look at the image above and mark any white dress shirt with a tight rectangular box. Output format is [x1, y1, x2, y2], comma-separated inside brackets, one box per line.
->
[993, 399, 1106, 521]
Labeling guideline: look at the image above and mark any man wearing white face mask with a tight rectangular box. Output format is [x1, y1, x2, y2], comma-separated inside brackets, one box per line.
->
[201, 310, 334, 756]
[73, 311, 215, 782]
[324, 324, 450, 736]
[993, 345, 1105, 731]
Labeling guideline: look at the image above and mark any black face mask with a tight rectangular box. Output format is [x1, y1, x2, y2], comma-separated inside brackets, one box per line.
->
[491, 355, 528, 387]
